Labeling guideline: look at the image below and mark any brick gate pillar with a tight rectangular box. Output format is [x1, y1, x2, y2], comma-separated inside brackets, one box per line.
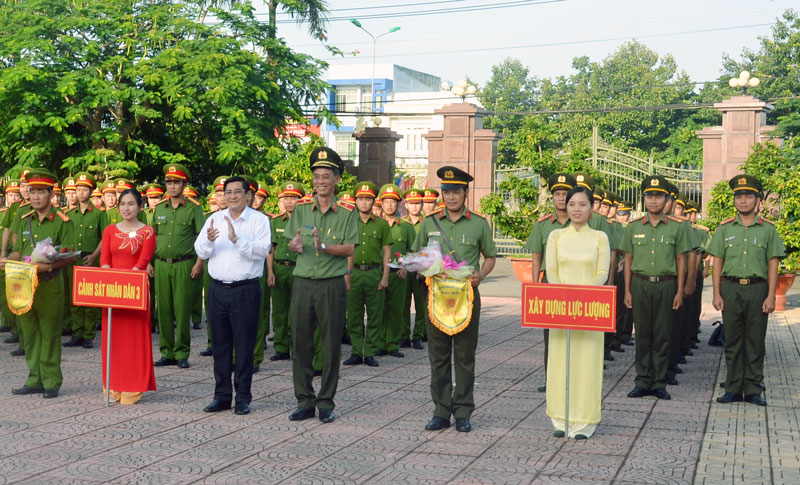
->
[425, 103, 501, 211]
[696, 95, 777, 216]
[352, 127, 402, 187]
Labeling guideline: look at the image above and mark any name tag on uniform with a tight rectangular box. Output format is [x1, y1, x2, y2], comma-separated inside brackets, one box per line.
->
[157, 215, 166, 220]
[276, 228, 284, 233]
[725, 236, 735, 241]
[633, 234, 645, 239]
[428, 231, 441, 237]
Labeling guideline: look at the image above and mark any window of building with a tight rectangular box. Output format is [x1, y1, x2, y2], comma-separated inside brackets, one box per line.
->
[361, 92, 372, 112]
[335, 88, 359, 113]
[334, 133, 357, 160]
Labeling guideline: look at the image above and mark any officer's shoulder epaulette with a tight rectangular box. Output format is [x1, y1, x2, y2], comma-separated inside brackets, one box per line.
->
[21, 209, 35, 219]
[271, 212, 285, 219]
[56, 210, 70, 222]
[720, 217, 736, 225]
[297, 200, 312, 206]
[428, 209, 444, 217]
[188, 198, 202, 206]
[155, 198, 170, 206]
[667, 215, 683, 223]
[468, 210, 486, 219]
[631, 216, 645, 224]
[336, 200, 353, 211]
[760, 217, 775, 225]
[695, 224, 710, 232]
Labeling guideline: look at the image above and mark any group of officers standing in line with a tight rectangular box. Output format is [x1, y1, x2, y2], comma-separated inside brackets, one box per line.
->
[0, 150, 784, 425]
[526, 171, 784, 406]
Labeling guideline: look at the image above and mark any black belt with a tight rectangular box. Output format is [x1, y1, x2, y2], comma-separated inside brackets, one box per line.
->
[354, 264, 381, 271]
[155, 255, 194, 264]
[724, 276, 765, 285]
[274, 260, 296, 267]
[633, 273, 676, 283]
[212, 278, 259, 288]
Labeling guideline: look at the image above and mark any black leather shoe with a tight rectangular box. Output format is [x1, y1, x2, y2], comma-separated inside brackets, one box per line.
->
[665, 375, 679, 386]
[313, 369, 322, 377]
[375, 349, 387, 357]
[575, 434, 588, 440]
[42, 389, 59, 399]
[399, 339, 411, 348]
[234, 402, 251, 415]
[343, 355, 362, 366]
[200, 347, 213, 357]
[83, 339, 93, 349]
[204, 399, 231, 413]
[61, 328, 72, 336]
[289, 407, 315, 421]
[653, 388, 671, 400]
[364, 357, 379, 367]
[388, 350, 404, 358]
[424, 416, 450, 431]
[318, 409, 334, 423]
[553, 430, 565, 438]
[716, 392, 743, 403]
[63, 336, 84, 347]
[684, 350, 693, 356]
[622, 338, 634, 346]
[12, 385, 43, 395]
[677, 356, 687, 364]
[270, 352, 290, 361]
[611, 344, 624, 353]
[177, 359, 190, 369]
[267, 336, 274, 341]
[4, 334, 20, 344]
[455, 418, 471, 433]
[672, 366, 684, 374]
[604, 351, 615, 361]
[192, 322, 202, 330]
[744, 394, 767, 406]
[627, 387, 651, 398]
[154, 358, 177, 367]
[0, 325, 10, 333]
[537, 384, 547, 392]
[412, 338, 423, 350]
[10, 348, 24, 356]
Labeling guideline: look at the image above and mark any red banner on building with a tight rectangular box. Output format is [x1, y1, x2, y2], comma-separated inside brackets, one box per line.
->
[72, 267, 148, 311]
[522, 283, 616, 332]
[274, 124, 321, 138]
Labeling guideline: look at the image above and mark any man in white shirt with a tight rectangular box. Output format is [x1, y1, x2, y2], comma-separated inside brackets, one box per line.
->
[194, 176, 271, 415]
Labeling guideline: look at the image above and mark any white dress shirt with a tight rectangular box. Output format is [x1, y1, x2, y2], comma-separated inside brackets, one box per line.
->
[194, 207, 272, 282]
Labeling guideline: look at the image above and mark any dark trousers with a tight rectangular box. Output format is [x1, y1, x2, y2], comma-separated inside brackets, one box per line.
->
[208, 279, 261, 405]
[614, 268, 633, 342]
[721, 279, 768, 395]
[631, 278, 676, 391]
[291, 276, 348, 411]
[428, 288, 481, 420]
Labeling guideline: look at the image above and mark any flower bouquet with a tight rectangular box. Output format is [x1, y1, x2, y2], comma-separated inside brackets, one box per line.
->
[27, 238, 81, 264]
[388, 240, 473, 280]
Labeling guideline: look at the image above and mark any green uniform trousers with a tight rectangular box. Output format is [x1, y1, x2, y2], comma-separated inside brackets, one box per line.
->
[631, 278, 676, 391]
[346, 267, 385, 358]
[427, 287, 481, 420]
[21, 275, 65, 390]
[0, 269, 21, 345]
[70, 260, 100, 340]
[62, 262, 74, 332]
[271, 263, 294, 354]
[403, 272, 427, 341]
[253, 276, 270, 367]
[291, 276, 347, 411]
[721, 279, 769, 396]
[380, 270, 406, 352]
[155, 259, 194, 360]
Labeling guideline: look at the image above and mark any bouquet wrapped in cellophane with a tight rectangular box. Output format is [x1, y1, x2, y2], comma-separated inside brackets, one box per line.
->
[388, 240, 473, 280]
[26, 237, 81, 264]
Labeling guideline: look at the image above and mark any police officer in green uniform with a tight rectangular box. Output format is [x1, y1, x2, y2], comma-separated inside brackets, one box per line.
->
[613, 200, 635, 348]
[413, 166, 496, 433]
[7, 169, 76, 398]
[525, 173, 576, 393]
[343, 181, 391, 367]
[422, 188, 439, 216]
[1, 176, 28, 355]
[64, 172, 106, 348]
[267, 181, 305, 361]
[401, 187, 427, 349]
[710, 175, 784, 406]
[286, 147, 360, 424]
[150, 163, 205, 369]
[687, 201, 711, 344]
[621, 175, 692, 400]
[377, 183, 415, 358]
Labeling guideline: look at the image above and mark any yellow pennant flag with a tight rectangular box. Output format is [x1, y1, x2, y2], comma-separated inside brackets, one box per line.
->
[5, 261, 38, 315]
[426, 275, 474, 336]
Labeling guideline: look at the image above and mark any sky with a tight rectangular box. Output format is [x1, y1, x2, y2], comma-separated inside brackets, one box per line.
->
[255, 0, 797, 87]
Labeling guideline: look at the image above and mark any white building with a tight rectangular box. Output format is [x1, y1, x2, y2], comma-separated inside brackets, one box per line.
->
[322, 63, 477, 178]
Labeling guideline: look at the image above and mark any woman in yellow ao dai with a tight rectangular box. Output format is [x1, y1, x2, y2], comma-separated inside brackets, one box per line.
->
[544, 187, 610, 439]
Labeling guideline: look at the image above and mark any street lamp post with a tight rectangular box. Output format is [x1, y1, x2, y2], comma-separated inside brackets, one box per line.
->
[350, 19, 400, 114]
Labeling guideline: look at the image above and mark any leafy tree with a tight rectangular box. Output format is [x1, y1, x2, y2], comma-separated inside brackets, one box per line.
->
[267, 0, 329, 41]
[0, 0, 329, 187]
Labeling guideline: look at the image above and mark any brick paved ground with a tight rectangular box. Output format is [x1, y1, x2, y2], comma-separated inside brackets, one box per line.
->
[0, 288, 797, 484]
